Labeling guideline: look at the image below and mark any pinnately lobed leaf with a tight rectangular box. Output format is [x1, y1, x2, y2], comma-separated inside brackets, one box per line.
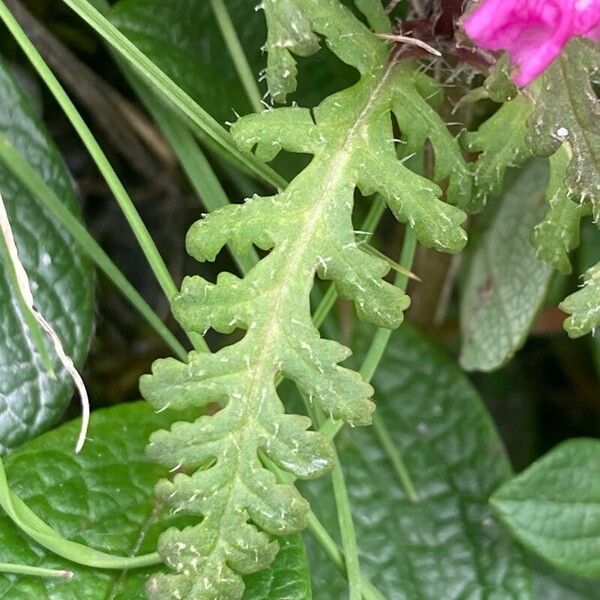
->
[468, 38, 600, 338]
[527, 39, 600, 337]
[533, 148, 591, 275]
[0, 402, 311, 600]
[140, 1, 469, 598]
[560, 261, 600, 338]
[463, 94, 533, 212]
[527, 39, 600, 218]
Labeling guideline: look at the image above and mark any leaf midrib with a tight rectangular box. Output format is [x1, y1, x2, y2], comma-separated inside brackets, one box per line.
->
[203, 55, 399, 562]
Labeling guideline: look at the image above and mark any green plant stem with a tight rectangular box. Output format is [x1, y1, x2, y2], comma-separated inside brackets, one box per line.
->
[304, 226, 420, 598]
[99, 4, 261, 275]
[299, 390, 363, 599]
[0, 3, 178, 304]
[0, 458, 161, 569]
[359, 227, 417, 381]
[319, 227, 419, 502]
[0, 133, 187, 361]
[371, 414, 419, 501]
[121, 0, 263, 273]
[57, 0, 285, 190]
[307, 513, 386, 600]
[210, 0, 263, 113]
[0, 563, 73, 578]
[263, 452, 384, 600]
[321, 226, 417, 442]
[297, 392, 364, 598]
[330, 448, 362, 600]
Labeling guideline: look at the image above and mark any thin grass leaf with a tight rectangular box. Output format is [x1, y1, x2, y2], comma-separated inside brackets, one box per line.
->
[59, 0, 286, 189]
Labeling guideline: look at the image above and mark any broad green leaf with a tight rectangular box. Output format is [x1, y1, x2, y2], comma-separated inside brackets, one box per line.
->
[492, 438, 600, 579]
[244, 535, 312, 600]
[140, 2, 467, 597]
[560, 261, 600, 338]
[460, 161, 553, 371]
[0, 57, 94, 453]
[110, 0, 255, 124]
[533, 559, 600, 600]
[0, 402, 311, 600]
[463, 95, 533, 211]
[527, 39, 600, 220]
[303, 325, 531, 599]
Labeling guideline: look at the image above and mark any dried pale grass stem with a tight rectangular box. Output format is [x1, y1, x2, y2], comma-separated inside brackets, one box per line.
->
[376, 32, 442, 57]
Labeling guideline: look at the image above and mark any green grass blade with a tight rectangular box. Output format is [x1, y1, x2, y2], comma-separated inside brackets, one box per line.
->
[210, 0, 263, 113]
[306, 512, 386, 600]
[0, 457, 161, 569]
[0, 1, 178, 304]
[59, 0, 285, 189]
[0, 562, 73, 579]
[330, 448, 362, 600]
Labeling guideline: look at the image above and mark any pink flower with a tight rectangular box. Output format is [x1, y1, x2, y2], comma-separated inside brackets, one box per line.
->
[462, 0, 600, 86]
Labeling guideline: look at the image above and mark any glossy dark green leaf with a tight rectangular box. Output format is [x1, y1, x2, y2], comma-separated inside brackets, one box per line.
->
[110, 0, 354, 124]
[533, 558, 600, 600]
[460, 161, 553, 371]
[0, 402, 311, 599]
[303, 325, 531, 599]
[492, 438, 600, 579]
[0, 57, 94, 453]
[244, 535, 312, 600]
